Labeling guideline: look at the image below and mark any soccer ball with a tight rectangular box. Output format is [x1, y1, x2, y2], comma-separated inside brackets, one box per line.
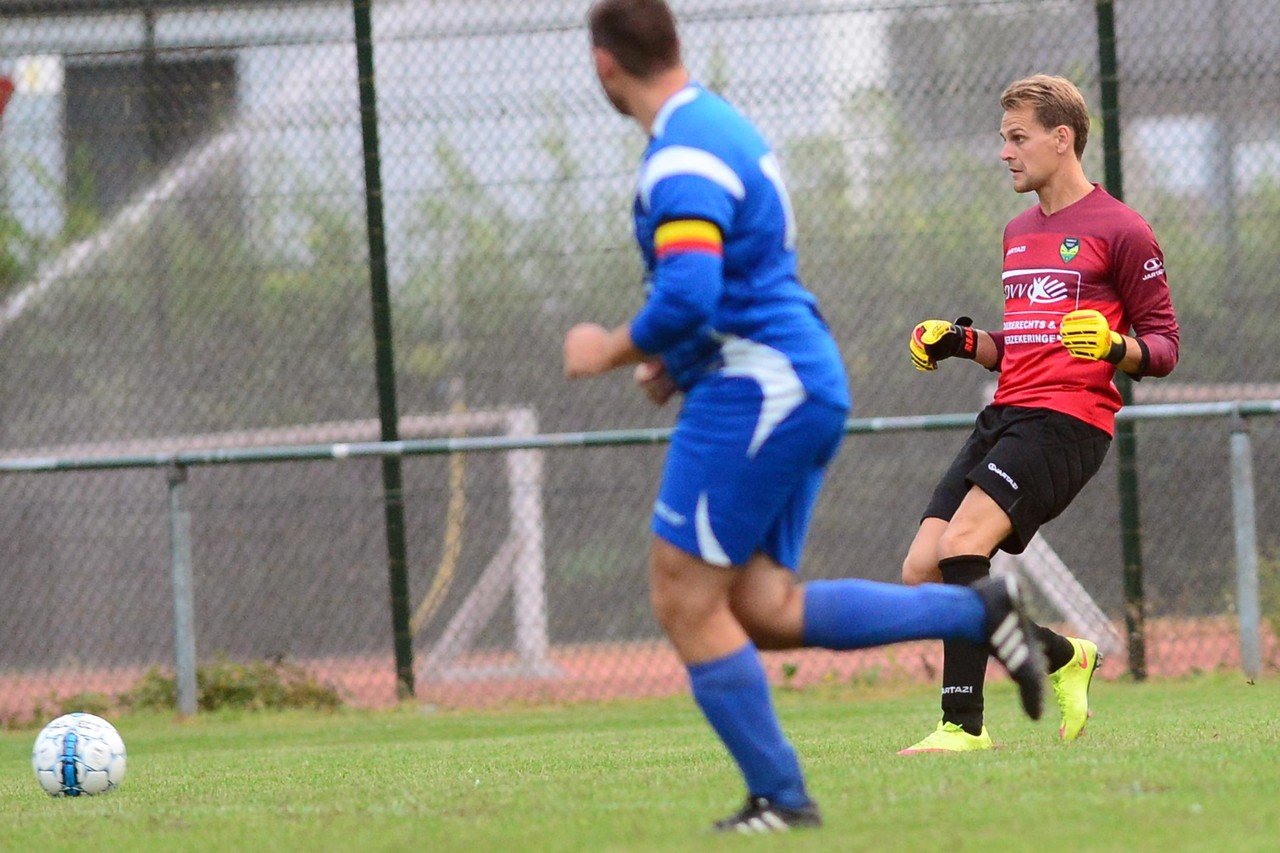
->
[31, 712, 127, 796]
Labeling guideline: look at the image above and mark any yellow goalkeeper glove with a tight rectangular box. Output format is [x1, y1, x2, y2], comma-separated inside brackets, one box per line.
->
[910, 316, 978, 371]
[1059, 309, 1126, 364]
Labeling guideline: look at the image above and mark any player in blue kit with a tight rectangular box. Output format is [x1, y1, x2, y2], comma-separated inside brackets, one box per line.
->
[565, 0, 1046, 833]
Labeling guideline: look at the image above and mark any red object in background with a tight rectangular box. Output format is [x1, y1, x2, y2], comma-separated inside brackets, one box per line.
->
[0, 76, 13, 120]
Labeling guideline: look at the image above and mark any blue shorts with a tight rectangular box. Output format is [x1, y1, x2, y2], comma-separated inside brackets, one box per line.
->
[652, 374, 847, 569]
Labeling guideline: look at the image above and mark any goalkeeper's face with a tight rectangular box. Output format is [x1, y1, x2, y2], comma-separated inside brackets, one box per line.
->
[999, 105, 1064, 194]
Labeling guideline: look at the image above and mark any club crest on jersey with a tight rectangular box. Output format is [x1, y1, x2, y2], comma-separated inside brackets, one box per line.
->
[1059, 237, 1080, 263]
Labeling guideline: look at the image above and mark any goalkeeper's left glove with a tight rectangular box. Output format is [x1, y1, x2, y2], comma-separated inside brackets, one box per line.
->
[910, 316, 978, 371]
[1060, 309, 1126, 364]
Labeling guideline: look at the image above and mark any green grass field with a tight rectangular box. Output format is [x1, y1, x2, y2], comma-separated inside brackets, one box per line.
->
[2, 673, 1278, 852]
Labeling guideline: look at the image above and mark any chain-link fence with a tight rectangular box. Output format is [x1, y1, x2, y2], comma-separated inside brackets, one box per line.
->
[0, 0, 1277, 721]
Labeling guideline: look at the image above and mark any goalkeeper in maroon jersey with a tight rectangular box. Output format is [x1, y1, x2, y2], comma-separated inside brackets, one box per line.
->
[900, 74, 1180, 754]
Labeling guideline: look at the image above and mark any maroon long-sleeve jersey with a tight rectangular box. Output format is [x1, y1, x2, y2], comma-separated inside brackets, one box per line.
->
[990, 184, 1179, 435]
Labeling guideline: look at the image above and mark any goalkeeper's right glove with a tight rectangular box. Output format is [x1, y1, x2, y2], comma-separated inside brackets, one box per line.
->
[910, 316, 978, 371]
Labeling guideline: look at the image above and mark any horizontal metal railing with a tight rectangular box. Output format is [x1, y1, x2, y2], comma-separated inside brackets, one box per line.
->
[2, 398, 1275, 713]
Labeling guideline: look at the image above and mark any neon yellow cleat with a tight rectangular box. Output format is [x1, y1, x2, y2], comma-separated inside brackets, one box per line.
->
[1051, 637, 1101, 741]
[898, 721, 993, 755]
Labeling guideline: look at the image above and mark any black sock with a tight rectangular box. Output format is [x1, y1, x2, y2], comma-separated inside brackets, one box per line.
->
[1036, 625, 1076, 672]
[938, 555, 991, 736]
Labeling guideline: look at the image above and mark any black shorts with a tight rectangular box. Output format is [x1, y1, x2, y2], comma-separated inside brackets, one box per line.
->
[922, 405, 1111, 555]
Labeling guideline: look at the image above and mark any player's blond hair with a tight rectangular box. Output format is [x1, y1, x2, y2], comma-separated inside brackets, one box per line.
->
[1000, 75, 1090, 159]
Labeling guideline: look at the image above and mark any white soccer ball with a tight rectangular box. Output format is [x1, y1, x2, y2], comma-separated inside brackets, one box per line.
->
[31, 712, 127, 796]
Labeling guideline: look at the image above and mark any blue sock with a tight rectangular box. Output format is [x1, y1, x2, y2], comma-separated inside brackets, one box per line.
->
[802, 579, 986, 649]
[687, 642, 810, 809]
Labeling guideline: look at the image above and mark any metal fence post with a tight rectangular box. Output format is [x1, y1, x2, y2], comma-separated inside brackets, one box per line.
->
[1228, 409, 1262, 682]
[1096, 0, 1146, 680]
[352, 0, 414, 700]
[167, 463, 199, 715]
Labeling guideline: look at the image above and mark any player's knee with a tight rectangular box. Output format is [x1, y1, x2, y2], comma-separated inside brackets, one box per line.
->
[937, 525, 986, 560]
[649, 556, 716, 635]
[902, 542, 943, 584]
[903, 518, 947, 585]
[731, 599, 780, 647]
[901, 553, 939, 586]
[649, 576, 691, 632]
[733, 610, 771, 646]
[729, 585, 803, 650]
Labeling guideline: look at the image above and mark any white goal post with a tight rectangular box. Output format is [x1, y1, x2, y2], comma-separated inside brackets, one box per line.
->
[408, 407, 558, 680]
[991, 539, 1124, 656]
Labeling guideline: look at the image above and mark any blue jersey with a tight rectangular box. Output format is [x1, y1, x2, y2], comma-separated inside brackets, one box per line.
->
[628, 84, 851, 416]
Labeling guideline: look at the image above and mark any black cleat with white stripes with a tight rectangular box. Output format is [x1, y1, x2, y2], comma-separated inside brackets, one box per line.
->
[713, 796, 822, 833]
[973, 574, 1047, 721]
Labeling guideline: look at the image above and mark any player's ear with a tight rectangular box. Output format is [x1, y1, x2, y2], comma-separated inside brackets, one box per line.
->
[1055, 124, 1073, 155]
[592, 47, 617, 80]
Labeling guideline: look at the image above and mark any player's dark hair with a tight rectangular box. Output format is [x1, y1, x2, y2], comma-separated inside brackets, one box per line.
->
[1001, 74, 1090, 159]
[588, 0, 681, 79]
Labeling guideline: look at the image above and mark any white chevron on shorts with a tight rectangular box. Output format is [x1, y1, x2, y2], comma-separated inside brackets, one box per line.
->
[695, 492, 731, 566]
[718, 335, 806, 458]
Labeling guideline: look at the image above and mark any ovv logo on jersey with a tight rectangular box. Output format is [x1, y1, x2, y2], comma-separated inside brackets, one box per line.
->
[1002, 268, 1079, 305]
[1026, 274, 1069, 304]
[1059, 236, 1080, 263]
